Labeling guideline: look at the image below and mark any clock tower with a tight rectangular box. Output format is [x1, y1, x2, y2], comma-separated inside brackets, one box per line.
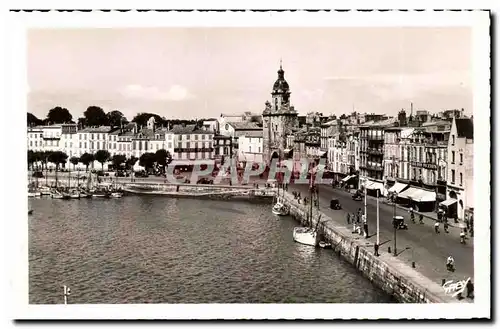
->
[262, 61, 298, 164]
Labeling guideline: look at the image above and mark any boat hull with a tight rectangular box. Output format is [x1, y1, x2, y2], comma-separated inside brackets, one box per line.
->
[110, 192, 123, 198]
[293, 227, 318, 247]
[28, 192, 41, 198]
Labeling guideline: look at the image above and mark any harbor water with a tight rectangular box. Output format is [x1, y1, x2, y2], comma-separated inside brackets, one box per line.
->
[28, 196, 393, 303]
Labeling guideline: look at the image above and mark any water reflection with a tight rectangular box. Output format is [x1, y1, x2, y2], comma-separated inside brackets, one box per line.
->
[29, 196, 392, 304]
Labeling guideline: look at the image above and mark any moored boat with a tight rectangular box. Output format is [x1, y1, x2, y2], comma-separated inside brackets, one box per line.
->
[110, 191, 123, 198]
[319, 241, 331, 249]
[92, 190, 110, 198]
[51, 190, 64, 199]
[272, 202, 289, 216]
[69, 190, 80, 199]
[28, 209, 33, 215]
[28, 191, 41, 198]
[293, 227, 319, 247]
[38, 186, 52, 195]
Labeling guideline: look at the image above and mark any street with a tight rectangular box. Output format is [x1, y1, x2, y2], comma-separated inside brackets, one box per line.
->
[289, 182, 474, 285]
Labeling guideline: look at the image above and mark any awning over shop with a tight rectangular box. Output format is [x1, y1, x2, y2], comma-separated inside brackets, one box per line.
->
[398, 187, 436, 202]
[341, 175, 355, 182]
[397, 187, 420, 200]
[440, 198, 458, 207]
[388, 182, 408, 194]
[366, 181, 384, 191]
[362, 180, 373, 189]
[412, 189, 436, 202]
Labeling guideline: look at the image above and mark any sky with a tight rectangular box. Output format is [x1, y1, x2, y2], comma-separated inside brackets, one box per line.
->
[27, 27, 472, 121]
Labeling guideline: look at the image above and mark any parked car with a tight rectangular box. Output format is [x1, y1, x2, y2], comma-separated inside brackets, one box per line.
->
[330, 198, 342, 210]
[352, 190, 363, 201]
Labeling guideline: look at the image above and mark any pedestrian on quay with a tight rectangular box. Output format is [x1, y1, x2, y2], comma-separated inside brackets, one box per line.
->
[374, 243, 380, 257]
[470, 216, 474, 237]
[419, 214, 424, 224]
[434, 222, 440, 234]
[444, 220, 449, 233]
[363, 215, 369, 238]
[437, 209, 442, 223]
[346, 213, 351, 225]
[466, 280, 474, 299]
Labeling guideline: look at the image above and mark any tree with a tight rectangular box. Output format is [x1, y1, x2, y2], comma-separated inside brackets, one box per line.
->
[79, 153, 95, 172]
[155, 149, 172, 173]
[94, 150, 111, 171]
[126, 156, 138, 171]
[27, 113, 43, 127]
[70, 156, 80, 170]
[111, 154, 127, 171]
[139, 152, 156, 172]
[77, 117, 87, 129]
[48, 151, 68, 186]
[69, 156, 80, 186]
[106, 110, 128, 128]
[46, 106, 73, 124]
[132, 112, 164, 128]
[28, 150, 35, 171]
[40, 151, 51, 185]
[84, 106, 108, 127]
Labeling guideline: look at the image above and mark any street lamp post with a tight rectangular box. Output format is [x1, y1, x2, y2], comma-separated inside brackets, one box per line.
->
[393, 192, 398, 256]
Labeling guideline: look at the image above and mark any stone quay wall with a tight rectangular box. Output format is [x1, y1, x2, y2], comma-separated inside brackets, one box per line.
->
[282, 191, 460, 304]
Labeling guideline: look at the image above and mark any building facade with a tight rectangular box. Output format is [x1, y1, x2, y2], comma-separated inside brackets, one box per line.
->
[446, 117, 474, 220]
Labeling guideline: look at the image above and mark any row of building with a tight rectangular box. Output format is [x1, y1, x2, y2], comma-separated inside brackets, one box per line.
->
[282, 110, 473, 221]
[27, 113, 265, 169]
[27, 63, 474, 220]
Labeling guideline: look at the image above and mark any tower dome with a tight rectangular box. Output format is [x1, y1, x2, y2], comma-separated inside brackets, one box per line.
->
[272, 60, 290, 93]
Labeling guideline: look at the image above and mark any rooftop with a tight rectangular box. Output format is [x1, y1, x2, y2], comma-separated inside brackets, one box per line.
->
[79, 126, 113, 133]
[228, 121, 261, 130]
[236, 130, 263, 138]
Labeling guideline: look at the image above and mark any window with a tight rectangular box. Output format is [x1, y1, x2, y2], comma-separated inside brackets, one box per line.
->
[195, 134, 199, 140]
[460, 153, 463, 164]
[186, 135, 190, 140]
[178, 135, 183, 141]
[451, 151, 455, 164]
[452, 135, 455, 145]
[451, 169, 456, 184]
[460, 173, 463, 186]
[201, 135, 205, 140]
[249, 146, 252, 153]
[187, 142, 191, 149]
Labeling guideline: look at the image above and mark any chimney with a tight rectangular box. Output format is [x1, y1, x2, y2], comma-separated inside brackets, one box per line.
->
[398, 109, 407, 127]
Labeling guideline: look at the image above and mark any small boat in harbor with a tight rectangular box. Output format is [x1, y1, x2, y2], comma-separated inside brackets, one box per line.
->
[319, 241, 332, 249]
[51, 190, 64, 199]
[272, 202, 289, 216]
[110, 191, 123, 198]
[92, 189, 110, 198]
[69, 190, 81, 199]
[28, 191, 41, 198]
[293, 227, 319, 247]
[28, 210, 33, 215]
[79, 190, 92, 198]
[38, 186, 52, 196]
